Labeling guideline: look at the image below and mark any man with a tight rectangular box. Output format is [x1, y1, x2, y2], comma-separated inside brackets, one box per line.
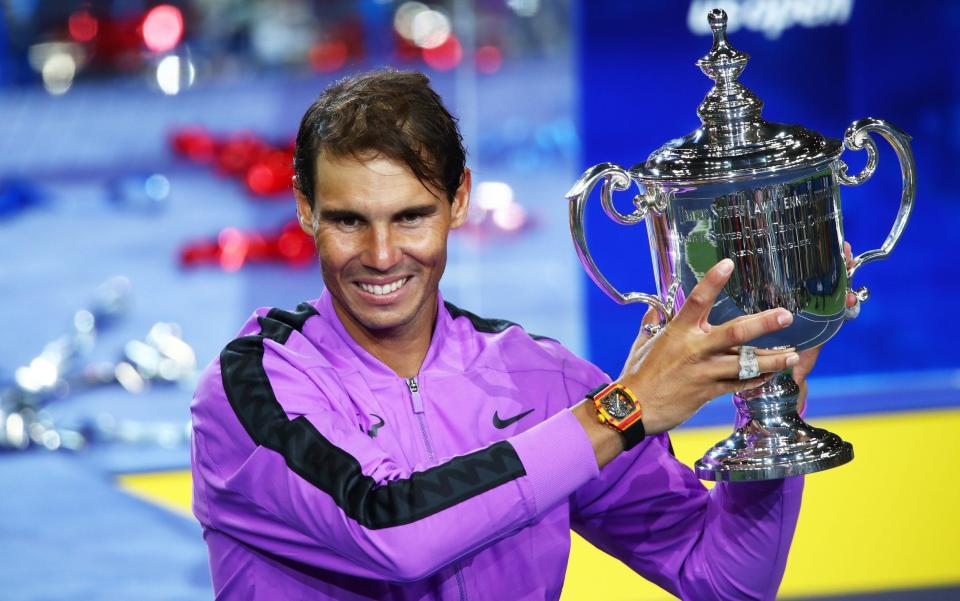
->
[191, 69, 851, 600]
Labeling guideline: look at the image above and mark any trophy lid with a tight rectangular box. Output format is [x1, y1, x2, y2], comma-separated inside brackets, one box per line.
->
[633, 9, 843, 184]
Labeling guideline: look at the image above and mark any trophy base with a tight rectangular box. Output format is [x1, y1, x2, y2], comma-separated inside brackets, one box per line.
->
[694, 410, 854, 481]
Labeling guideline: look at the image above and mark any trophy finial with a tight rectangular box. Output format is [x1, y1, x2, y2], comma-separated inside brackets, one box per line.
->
[708, 8, 727, 34]
[696, 9, 764, 143]
[698, 8, 748, 82]
[706, 9, 732, 57]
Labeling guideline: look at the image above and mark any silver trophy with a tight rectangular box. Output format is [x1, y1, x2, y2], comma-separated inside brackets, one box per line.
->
[566, 9, 915, 481]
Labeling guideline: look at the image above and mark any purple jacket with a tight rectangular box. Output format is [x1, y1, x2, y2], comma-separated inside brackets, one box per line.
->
[191, 290, 802, 600]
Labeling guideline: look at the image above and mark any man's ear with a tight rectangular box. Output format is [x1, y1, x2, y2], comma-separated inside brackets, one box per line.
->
[449, 167, 471, 229]
[293, 178, 315, 236]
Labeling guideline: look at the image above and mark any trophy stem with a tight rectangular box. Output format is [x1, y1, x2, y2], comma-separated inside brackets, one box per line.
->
[694, 370, 853, 481]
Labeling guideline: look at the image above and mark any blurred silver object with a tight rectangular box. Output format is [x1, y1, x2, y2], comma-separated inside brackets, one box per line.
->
[114, 322, 198, 394]
[11, 276, 131, 399]
[566, 9, 915, 481]
[1, 277, 197, 451]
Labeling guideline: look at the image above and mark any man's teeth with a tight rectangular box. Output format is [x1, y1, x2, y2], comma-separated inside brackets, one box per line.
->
[359, 278, 408, 296]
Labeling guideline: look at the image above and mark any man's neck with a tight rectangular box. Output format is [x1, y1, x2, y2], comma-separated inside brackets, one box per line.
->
[333, 298, 437, 379]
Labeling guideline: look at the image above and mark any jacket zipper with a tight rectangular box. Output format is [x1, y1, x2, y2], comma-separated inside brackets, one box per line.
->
[406, 377, 435, 460]
[405, 377, 467, 601]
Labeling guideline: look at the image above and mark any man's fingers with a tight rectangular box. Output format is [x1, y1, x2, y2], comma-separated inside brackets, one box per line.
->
[728, 346, 795, 356]
[709, 350, 799, 379]
[791, 346, 821, 384]
[715, 373, 775, 396]
[844, 242, 858, 307]
[704, 308, 793, 352]
[674, 259, 734, 327]
[640, 306, 660, 330]
[629, 306, 662, 353]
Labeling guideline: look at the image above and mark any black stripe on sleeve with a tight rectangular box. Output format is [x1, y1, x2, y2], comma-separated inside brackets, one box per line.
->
[219, 302, 527, 530]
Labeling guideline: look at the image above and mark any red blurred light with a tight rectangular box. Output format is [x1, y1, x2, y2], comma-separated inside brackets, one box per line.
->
[422, 34, 462, 71]
[142, 4, 183, 53]
[475, 45, 502, 74]
[179, 239, 218, 266]
[217, 227, 248, 272]
[309, 40, 348, 72]
[171, 127, 215, 163]
[245, 164, 276, 196]
[245, 150, 293, 196]
[277, 221, 315, 264]
[180, 220, 315, 271]
[245, 233, 273, 261]
[216, 135, 264, 176]
[69, 10, 99, 43]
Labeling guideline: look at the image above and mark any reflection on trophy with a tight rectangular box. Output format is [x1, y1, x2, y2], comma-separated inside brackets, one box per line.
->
[566, 9, 915, 480]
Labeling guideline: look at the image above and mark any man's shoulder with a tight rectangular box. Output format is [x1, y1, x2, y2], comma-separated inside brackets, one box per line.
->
[442, 300, 604, 381]
[191, 299, 335, 465]
[194, 300, 331, 404]
[442, 300, 556, 342]
[231, 301, 322, 342]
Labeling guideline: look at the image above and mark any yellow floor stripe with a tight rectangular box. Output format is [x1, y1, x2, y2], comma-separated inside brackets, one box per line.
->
[118, 408, 960, 599]
[116, 469, 193, 519]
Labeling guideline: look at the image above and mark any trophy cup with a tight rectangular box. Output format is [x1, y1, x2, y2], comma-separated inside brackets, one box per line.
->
[566, 9, 915, 481]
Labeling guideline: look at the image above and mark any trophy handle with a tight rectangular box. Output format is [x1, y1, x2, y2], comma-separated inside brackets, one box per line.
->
[836, 118, 916, 281]
[565, 162, 673, 318]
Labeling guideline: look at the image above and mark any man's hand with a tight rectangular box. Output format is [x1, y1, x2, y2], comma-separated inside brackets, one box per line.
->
[618, 259, 798, 435]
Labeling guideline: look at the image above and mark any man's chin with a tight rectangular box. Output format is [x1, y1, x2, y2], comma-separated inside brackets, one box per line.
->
[346, 301, 419, 334]
[358, 308, 403, 327]
[331, 282, 436, 338]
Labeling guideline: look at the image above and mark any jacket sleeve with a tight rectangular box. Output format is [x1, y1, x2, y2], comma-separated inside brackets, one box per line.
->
[561, 359, 803, 601]
[191, 326, 600, 583]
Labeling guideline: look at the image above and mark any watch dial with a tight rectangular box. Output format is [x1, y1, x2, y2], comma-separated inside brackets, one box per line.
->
[603, 391, 633, 419]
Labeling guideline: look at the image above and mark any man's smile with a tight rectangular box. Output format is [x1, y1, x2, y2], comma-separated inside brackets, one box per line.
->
[355, 277, 410, 297]
[351, 276, 416, 306]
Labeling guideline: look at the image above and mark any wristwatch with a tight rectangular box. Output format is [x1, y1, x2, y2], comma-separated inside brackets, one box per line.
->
[585, 382, 646, 451]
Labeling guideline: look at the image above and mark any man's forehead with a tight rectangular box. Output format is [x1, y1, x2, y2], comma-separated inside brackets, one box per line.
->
[314, 152, 444, 206]
[316, 150, 406, 173]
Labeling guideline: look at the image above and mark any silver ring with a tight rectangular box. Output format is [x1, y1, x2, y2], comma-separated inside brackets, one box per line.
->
[738, 345, 760, 380]
[642, 322, 664, 337]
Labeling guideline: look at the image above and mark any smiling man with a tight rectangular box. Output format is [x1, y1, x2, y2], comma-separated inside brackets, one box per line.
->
[191, 70, 839, 600]
[300, 150, 468, 378]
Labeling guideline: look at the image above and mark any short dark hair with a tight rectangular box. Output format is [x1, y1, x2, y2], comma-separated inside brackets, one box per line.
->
[294, 69, 466, 204]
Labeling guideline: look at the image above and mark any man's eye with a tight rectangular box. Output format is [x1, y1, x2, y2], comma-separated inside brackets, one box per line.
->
[337, 217, 359, 228]
[399, 213, 424, 225]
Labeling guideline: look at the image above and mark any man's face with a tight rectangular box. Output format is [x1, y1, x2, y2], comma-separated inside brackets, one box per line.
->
[295, 152, 469, 341]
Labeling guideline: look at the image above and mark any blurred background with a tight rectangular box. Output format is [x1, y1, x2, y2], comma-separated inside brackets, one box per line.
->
[0, 1, 957, 599]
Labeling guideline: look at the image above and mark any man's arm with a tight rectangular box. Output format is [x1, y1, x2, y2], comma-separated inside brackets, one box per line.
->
[559, 340, 801, 599]
[569, 432, 802, 601]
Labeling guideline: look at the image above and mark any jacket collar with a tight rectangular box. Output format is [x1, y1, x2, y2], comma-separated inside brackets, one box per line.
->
[314, 288, 453, 381]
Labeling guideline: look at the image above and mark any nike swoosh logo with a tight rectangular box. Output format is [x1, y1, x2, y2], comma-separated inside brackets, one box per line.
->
[367, 414, 385, 438]
[493, 408, 534, 429]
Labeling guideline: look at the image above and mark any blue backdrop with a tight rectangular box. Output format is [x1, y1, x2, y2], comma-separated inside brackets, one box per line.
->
[577, 0, 960, 379]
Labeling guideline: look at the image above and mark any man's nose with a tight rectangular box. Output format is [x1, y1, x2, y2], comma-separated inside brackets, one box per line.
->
[361, 225, 402, 271]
